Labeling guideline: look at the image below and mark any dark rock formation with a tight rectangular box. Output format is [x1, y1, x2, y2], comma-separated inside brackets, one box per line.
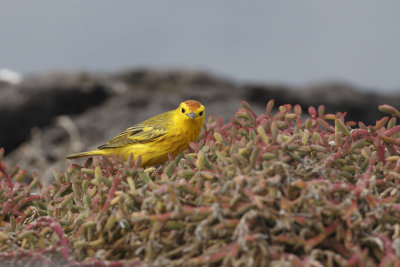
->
[0, 72, 110, 154]
[244, 82, 398, 123]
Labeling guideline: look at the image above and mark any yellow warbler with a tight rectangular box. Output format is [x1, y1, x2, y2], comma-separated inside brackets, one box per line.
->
[66, 100, 205, 166]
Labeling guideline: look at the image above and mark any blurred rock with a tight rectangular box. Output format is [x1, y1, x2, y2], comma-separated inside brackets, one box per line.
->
[0, 69, 23, 85]
[0, 72, 110, 154]
[244, 81, 398, 123]
[2, 68, 399, 184]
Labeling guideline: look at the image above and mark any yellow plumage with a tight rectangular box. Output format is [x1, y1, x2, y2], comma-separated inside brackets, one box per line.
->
[66, 100, 205, 166]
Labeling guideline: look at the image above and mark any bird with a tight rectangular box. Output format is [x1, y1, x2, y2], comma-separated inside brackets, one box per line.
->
[66, 100, 205, 166]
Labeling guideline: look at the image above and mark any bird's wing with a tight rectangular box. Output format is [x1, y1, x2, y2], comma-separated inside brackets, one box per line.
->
[98, 124, 167, 149]
[98, 112, 172, 149]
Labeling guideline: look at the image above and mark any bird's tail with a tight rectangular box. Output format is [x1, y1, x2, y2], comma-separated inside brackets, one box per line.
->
[66, 150, 104, 159]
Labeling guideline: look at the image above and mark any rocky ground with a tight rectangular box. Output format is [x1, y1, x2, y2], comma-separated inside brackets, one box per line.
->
[1, 68, 399, 184]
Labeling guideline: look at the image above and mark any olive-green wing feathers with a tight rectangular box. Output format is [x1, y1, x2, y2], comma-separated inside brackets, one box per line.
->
[98, 125, 167, 149]
[98, 112, 172, 149]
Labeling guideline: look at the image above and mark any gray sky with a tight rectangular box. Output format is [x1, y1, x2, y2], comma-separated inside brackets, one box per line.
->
[1, 0, 400, 92]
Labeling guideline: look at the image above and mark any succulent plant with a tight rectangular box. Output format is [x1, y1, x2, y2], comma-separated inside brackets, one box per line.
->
[1, 100, 400, 266]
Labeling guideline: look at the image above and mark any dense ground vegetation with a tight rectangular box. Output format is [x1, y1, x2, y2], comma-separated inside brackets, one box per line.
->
[1, 100, 400, 266]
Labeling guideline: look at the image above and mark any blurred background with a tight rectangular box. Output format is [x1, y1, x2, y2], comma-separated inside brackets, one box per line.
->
[1, 0, 400, 91]
[1, 0, 400, 183]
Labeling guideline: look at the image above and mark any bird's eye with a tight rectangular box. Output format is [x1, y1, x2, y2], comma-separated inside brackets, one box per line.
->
[181, 108, 185, 113]
[199, 111, 203, 116]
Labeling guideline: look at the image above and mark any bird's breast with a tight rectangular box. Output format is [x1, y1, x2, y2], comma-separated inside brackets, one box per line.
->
[163, 122, 201, 154]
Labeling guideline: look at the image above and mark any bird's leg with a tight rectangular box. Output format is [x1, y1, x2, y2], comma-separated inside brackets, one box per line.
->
[154, 165, 163, 175]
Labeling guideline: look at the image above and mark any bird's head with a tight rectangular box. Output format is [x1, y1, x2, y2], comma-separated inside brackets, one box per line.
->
[177, 100, 205, 123]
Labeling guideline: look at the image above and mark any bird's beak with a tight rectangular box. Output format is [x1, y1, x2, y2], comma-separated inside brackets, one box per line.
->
[187, 112, 197, 119]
